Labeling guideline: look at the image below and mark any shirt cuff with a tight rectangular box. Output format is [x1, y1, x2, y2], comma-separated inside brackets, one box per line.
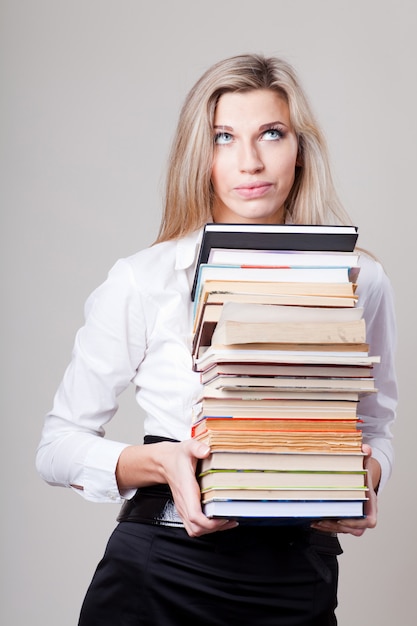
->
[80, 439, 136, 503]
[369, 446, 392, 493]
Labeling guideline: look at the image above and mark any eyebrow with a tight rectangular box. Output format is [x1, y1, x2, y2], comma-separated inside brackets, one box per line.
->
[259, 120, 289, 131]
[213, 120, 289, 132]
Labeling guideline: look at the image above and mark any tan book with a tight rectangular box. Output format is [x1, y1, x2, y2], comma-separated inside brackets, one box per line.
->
[193, 301, 363, 353]
[201, 487, 368, 503]
[203, 374, 375, 394]
[194, 407, 359, 421]
[200, 362, 374, 382]
[199, 451, 365, 473]
[196, 343, 370, 361]
[193, 279, 357, 326]
[194, 265, 357, 312]
[199, 387, 360, 401]
[204, 290, 357, 308]
[199, 468, 366, 489]
[192, 417, 360, 439]
[193, 430, 363, 453]
[211, 319, 366, 347]
[193, 397, 359, 422]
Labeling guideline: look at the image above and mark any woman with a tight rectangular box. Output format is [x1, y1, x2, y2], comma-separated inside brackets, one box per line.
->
[36, 54, 397, 625]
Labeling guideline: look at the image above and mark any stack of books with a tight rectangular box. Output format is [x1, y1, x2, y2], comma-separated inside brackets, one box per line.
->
[191, 223, 380, 521]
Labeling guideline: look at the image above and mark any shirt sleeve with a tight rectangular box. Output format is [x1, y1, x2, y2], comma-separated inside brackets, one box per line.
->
[36, 258, 148, 502]
[356, 256, 398, 492]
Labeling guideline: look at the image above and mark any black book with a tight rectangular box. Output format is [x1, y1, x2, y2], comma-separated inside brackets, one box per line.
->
[191, 223, 359, 301]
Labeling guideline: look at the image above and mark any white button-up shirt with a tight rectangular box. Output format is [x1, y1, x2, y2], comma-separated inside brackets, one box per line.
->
[36, 228, 398, 502]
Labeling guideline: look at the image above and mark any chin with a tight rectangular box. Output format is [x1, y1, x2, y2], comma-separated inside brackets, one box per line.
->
[241, 213, 283, 224]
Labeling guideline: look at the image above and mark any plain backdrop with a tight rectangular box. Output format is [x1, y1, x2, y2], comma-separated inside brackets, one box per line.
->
[2, 1, 416, 624]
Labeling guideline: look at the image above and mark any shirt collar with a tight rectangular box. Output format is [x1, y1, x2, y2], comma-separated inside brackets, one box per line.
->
[174, 216, 294, 271]
[175, 227, 204, 270]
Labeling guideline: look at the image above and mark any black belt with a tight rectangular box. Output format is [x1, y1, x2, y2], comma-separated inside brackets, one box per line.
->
[117, 435, 184, 527]
[117, 483, 184, 527]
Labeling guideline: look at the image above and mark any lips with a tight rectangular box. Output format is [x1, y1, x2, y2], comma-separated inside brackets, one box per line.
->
[234, 182, 273, 199]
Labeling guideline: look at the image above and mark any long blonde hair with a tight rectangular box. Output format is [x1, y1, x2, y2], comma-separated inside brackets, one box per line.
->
[156, 54, 352, 243]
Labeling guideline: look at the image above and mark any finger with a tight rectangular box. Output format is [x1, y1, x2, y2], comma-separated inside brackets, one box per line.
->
[187, 439, 211, 460]
[362, 443, 372, 457]
[311, 517, 367, 533]
[185, 517, 239, 537]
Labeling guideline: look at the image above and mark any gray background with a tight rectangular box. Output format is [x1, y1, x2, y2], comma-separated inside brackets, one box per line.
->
[2, 1, 416, 624]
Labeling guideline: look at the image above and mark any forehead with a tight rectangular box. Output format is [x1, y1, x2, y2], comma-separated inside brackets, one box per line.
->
[214, 89, 290, 125]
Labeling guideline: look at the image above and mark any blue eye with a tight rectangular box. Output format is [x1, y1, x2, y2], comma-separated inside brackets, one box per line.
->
[214, 132, 233, 145]
[262, 128, 284, 141]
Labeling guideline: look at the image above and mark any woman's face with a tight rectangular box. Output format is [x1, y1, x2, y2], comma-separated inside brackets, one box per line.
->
[211, 89, 299, 224]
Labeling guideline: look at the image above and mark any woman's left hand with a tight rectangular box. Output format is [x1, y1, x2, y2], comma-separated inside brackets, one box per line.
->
[310, 444, 379, 537]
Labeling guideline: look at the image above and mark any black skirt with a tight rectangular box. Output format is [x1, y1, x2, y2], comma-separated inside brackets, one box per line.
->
[78, 435, 342, 625]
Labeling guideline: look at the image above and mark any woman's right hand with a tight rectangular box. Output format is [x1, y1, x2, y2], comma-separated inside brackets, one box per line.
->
[116, 440, 239, 537]
[163, 439, 239, 537]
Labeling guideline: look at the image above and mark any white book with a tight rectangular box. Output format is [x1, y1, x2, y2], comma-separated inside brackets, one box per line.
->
[194, 348, 379, 372]
[208, 247, 360, 268]
[203, 498, 364, 519]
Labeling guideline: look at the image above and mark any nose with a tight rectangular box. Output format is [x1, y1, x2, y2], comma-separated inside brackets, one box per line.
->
[238, 140, 264, 174]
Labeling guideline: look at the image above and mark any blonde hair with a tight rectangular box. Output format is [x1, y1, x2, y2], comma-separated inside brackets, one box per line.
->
[156, 53, 352, 243]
